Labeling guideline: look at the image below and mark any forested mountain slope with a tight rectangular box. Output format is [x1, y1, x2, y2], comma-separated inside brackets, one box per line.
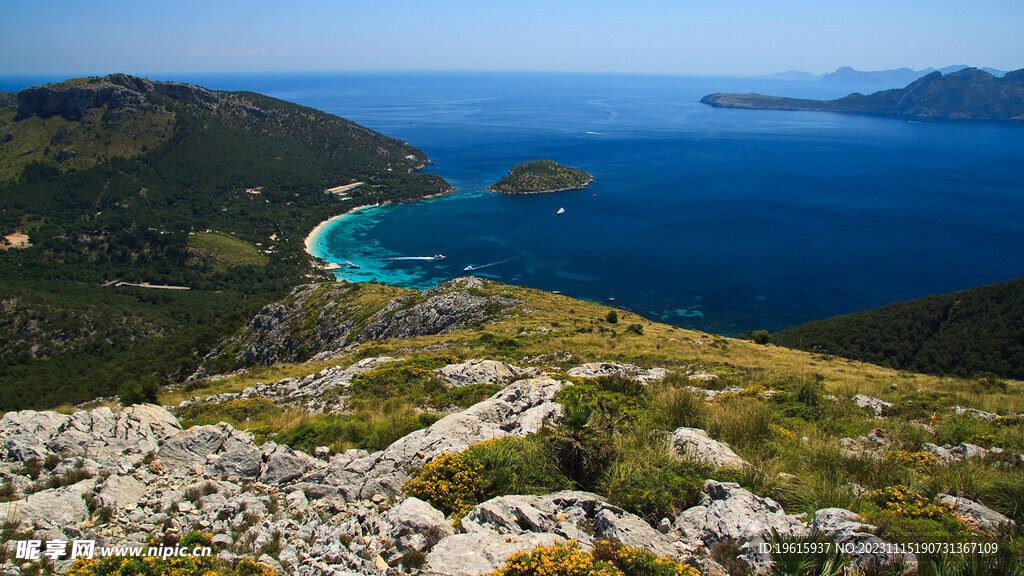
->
[0, 74, 450, 409]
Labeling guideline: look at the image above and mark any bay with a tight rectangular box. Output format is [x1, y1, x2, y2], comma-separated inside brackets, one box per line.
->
[7, 71, 1023, 334]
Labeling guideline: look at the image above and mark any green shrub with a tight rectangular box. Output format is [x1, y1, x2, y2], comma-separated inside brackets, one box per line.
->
[605, 311, 618, 324]
[654, 385, 708, 430]
[751, 330, 771, 345]
[118, 374, 160, 406]
[428, 383, 503, 409]
[972, 372, 1008, 392]
[472, 436, 570, 497]
[349, 356, 471, 407]
[862, 486, 971, 544]
[403, 450, 485, 521]
[600, 442, 707, 522]
[400, 550, 428, 571]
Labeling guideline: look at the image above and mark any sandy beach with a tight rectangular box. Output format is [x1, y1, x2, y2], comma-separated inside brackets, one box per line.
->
[303, 205, 373, 260]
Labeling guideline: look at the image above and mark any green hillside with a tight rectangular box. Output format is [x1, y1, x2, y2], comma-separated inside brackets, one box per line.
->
[770, 277, 1024, 379]
[0, 74, 450, 409]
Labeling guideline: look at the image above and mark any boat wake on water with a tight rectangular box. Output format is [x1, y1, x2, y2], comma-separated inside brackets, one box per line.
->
[463, 258, 511, 272]
[384, 254, 446, 262]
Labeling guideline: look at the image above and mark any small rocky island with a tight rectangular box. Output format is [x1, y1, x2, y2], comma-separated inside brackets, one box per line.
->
[488, 159, 592, 194]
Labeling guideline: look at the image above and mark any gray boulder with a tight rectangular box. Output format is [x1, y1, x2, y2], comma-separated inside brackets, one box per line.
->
[670, 428, 747, 469]
[459, 491, 687, 559]
[97, 474, 146, 509]
[260, 443, 311, 485]
[387, 497, 454, 555]
[425, 532, 563, 576]
[157, 423, 234, 469]
[938, 494, 1014, 535]
[567, 362, 667, 383]
[434, 359, 529, 387]
[852, 394, 893, 417]
[0, 479, 93, 529]
[674, 481, 805, 545]
[810, 507, 917, 569]
[209, 444, 263, 479]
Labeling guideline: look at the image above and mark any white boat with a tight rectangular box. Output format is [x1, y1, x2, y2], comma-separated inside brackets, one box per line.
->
[343, 260, 360, 269]
[433, 254, 446, 261]
[464, 265, 474, 271]
[556, 207, 566, 215]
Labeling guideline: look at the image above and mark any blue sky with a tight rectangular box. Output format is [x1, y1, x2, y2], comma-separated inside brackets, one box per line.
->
[2, 0, 1022, 76]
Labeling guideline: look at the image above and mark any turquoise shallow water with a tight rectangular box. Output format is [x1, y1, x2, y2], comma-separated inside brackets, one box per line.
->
[7, 72, 1022, 334]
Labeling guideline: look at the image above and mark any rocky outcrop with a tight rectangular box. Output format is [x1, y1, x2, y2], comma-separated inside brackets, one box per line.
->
[938, 494, 1015, 534]
[429, 491, 690, 575]
[15, 74, 217, 121]
[313, 376, 564, 498]
[852, 394, 893, 417]
[567, 362, 667, 383]
[183, 356, 397, 413]
[922, 442, 1023, 464]
[674, 480, 805, 572]
[387, 497, 454, 556]
[670, 428, 748, 469]
[202, 277, 523, 372]
[810, 508, 917, 569]
[675, 480, 805, 544]
[425, 532, 563, 576]
[0, 403, 181, 466]
[434, 359, 532, 387]
[360, 277, 522, 341]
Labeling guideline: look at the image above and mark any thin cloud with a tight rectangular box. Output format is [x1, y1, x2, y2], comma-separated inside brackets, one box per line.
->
[176, 48, 268, 56]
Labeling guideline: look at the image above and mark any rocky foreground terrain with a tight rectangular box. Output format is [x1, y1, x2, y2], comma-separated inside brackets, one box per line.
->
[0, 356, 1016, 576]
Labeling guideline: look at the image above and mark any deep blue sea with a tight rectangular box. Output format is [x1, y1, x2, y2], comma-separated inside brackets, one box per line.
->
[5, 72, 1024, 334]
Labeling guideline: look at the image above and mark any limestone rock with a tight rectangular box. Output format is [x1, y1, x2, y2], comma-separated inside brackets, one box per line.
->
[939, 494, 1014, 535]
[810, 507, 917, 569]
[670, 428, 747, 469]
[458, 491, 687, 559]
[209, 444, 263, 479]
[852, 394, 893, 417]
[434, 359, 530, 387]
[425, 532, 563, 576]
[0, 479, 93, 529]
[322, 376, 564, 498]
[674, 481, 804, 545]
[567, 362, 667, 383]
[387, 497, 454, 555]
[97, 474, 146, 509]
[259, 443, 311, 485]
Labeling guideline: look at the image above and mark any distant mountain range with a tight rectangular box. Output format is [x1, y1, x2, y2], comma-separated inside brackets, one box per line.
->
[769, 65, 1007, 86]
[703, 67, 1024, 121]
